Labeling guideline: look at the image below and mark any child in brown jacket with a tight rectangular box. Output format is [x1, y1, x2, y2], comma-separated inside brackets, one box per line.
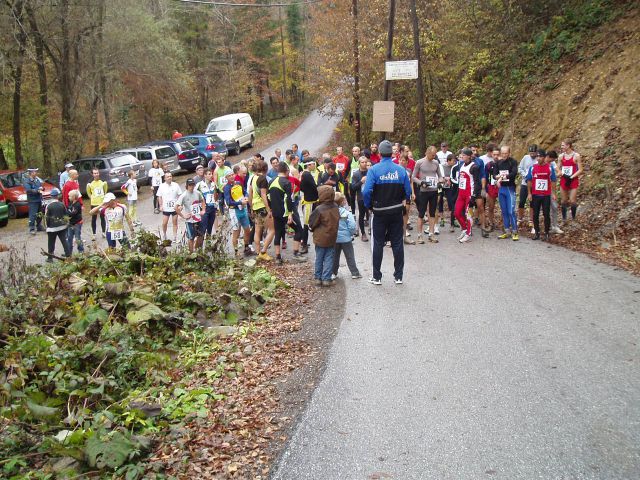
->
[308, 185, 339, 286]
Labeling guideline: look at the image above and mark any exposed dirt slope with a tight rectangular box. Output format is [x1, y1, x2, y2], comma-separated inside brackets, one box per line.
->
[501, 5, 640, 274]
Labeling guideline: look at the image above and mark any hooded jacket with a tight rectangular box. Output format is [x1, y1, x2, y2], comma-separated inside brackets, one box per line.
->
[336, 206, 357, 243]
[308, 185, 339, 247]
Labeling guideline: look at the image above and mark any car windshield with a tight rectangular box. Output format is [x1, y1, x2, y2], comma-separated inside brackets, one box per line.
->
[110, 155, 137, 167]
[178, 141, 194, 150]
[207, 119, 236, 131]
[207, 134, 223, 143]
[0, 172, 26, 188]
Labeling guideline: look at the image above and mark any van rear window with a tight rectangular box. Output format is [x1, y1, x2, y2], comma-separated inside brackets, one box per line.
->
[110, 155, 137, 167]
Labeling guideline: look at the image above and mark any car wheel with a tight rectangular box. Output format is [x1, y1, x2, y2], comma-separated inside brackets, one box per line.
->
[248, 135, 255, 148]
[0, 216, 7, 227]
[234, 142, 241, 156]
[8, 203, 17, 219]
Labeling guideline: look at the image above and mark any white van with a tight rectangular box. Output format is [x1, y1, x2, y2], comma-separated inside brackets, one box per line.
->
[205, 113, 255, 156]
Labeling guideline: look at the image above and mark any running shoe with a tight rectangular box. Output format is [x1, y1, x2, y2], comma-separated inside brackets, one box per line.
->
[331, 273, 337, 280]
[428, 235, 439, 243]
[512, 233, 519, 241]
[292, 254, 307, 262]
[497, 232, 510, 239]
[394, 278, 403, 285]
[321, 279, 336, 287]
[423, 227, 429, 234]
[299, 245, 309, 254]
[257, 252, 273, 261]
[407, 223, 413, 231]
[361, 233, 369, 242]
[532, 233, 540, 240]
[404, 237, 416, 245]
[551, 226, 564, 234]
[434, 225, 440, 235]
[406, 230, 411, 237]
[481, 229, 490, 238]
[459, 233, 471, 243]
[458, 230, 466, 240]
[449, 226, 455, 233]
[314, 278, 322, 286]
[351, 273, 362, 279]
[369, 277, 382, 285]
[531, 227, 536, 234]
[154, 208, 160, 214]
[543, 233, 550, 242]
[417, 235, 425, 244]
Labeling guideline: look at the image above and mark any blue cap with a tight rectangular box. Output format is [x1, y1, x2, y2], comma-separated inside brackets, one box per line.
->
[50, 188, 60, 197]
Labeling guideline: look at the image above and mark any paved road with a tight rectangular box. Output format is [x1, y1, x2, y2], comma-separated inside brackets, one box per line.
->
[259, 108, 342, 159]
[274, 230, 640, 479]
[0, 109, 342, 266]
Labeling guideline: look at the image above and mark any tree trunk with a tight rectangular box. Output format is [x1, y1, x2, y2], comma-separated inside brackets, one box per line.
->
[60, 0, 73, 160]
[0, 147, 9, 170]
[409, 0, 426, 156]
[97, 0, 114, 147]
[279, 6, 287, 113]
[352, 0, 361, 145]
[382, 0, 396, 141]
[11, 0, 27, 169]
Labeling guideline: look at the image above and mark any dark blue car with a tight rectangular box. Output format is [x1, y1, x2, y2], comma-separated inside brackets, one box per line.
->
[181, 134, 228, 162]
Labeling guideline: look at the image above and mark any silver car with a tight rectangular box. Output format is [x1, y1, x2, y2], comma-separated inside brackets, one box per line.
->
[75, 153, 146, 195]
[116, 146, 181, 184]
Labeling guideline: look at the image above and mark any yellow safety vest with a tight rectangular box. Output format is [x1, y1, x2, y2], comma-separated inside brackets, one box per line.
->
[251, 175, 266, 210]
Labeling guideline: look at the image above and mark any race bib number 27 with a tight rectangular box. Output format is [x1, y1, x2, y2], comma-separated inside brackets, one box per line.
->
[535, 179, 548, 191]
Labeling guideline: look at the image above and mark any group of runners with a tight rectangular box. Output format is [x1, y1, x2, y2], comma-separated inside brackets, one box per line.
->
[33, 135, 582, 283]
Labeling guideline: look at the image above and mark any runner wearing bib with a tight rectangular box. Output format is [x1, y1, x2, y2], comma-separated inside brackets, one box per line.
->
[526, 148, 557, 241]
[559, 139, 583, 222]
[249, 160, 275, 261]
[412, 146, 442, 244]
[157, 172, 182, 242]
[518, 145, 538, 230]
[299, 157, 320, 252]
[196, 169, 218, 237]
[176, 179, 205, 252]
[90, 192, 134, 248]
[213, 154, 232, 227]
[86, 168, 108, 238]
[454, 149, 479, 243]
[148, 159, 164, 213]
[493, 146, 519, 240]
[485, 147, 500, 232]
[223, 171, 252, 257]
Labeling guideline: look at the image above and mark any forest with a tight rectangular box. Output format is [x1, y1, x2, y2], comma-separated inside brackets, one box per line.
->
[1, 0, 622, 176]
[0, 0, 311, 175]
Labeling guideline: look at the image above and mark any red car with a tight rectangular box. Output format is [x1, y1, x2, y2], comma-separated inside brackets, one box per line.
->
[0, 170, 57, 218]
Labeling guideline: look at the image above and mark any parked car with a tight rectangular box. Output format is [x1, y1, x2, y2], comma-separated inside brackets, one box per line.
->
[74, 153, 145, 195]
[115, 145, 180, 182]
[181, 134, 228, 163]
[0, 170, 56, 218]
[144, 140, 203, 172]
[204, 113, 255, 155]
[0, 185, 9, 227]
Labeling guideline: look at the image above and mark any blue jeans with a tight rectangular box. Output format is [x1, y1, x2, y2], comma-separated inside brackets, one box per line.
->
[498, 186, 517, 232]
[67, 223, 84, 253]
[314, 246, 335, 281]
[28, 201, 42, 231]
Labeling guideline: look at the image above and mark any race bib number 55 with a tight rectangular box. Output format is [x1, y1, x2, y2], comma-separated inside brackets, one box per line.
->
[562, 166, 573, 176]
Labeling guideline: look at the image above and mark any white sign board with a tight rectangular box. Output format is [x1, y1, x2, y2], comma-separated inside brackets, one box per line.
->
[372, 101, 395, 132]
[385, 60, 419, 80]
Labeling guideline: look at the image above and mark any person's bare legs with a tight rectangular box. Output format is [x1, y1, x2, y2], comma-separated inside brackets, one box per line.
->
[171, 215, 178, 241]
[161, 215, 169, 240]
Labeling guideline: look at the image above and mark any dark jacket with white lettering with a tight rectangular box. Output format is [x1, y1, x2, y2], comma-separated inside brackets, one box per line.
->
[362, 156, 411, 216]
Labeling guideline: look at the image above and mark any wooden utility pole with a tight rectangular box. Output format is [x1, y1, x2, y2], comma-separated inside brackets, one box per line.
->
[352, 0, 361, 145]
[278, 6, 288, 112]
[383, 0, 396, 102]
[409, 0, 426, 155]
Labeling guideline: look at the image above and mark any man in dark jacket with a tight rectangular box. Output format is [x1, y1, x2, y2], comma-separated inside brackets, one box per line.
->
[350, 156, 370, 241]
[44, 188, 71, 261]
[23, 167, 45, 234]
[362, 140, 412, 285]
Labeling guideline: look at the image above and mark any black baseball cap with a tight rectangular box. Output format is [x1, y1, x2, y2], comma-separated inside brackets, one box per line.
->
[186, 178, 195, 186]
[528, 144, 538, 153]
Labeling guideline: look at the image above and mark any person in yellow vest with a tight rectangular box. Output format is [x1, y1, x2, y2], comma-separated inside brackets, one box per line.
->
[269, 163, 306, 264]
[300, 157, 320, 254]
[86, 168, 108, 240]
[348, 146, 361, 214]
[249, 159, 275, 261]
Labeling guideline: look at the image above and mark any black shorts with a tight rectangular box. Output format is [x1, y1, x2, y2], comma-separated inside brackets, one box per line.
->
[416, 190, 438, 218]
[162, 211, 177, 216]
[518, 184, 529, 208]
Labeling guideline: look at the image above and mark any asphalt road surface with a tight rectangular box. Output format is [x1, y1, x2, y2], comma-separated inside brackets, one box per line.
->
[273, 228, 640, 479]
[0, 109, 341, 266]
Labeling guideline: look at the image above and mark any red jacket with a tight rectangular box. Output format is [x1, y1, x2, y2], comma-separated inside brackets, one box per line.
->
[369, 153, 381, 164]
[62, 180, 82, 207]
[332, 154, 350, 180]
